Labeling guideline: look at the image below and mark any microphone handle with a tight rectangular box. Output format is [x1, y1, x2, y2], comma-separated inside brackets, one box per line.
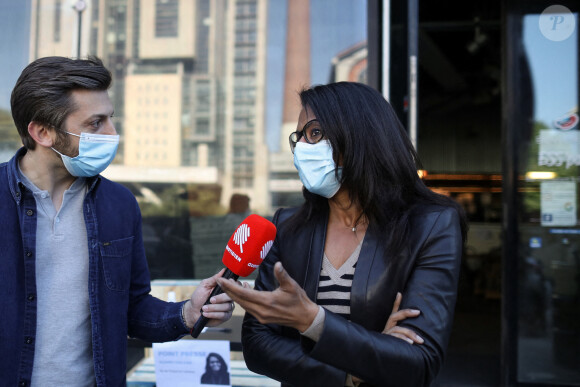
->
[190, 269, 239, 338]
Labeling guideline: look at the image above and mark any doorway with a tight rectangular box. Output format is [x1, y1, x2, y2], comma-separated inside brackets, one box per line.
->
[388, 1, 503, 385]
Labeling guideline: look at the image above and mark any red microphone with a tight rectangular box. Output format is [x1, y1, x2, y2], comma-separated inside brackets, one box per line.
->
[190, 214, 276, 337]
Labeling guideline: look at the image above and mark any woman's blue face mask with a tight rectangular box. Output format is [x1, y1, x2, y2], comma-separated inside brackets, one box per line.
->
[52, 131, 119, 177]
[293, 139, 342, 198]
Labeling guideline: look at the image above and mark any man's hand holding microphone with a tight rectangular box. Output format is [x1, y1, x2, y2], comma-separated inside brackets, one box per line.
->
[181, 268, 238, 332]
[189, 214, 277, 337]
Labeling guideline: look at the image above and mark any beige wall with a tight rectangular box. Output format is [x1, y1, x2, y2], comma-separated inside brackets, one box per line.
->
[124, 73, 183, 167]
[138, 0, 196, 59]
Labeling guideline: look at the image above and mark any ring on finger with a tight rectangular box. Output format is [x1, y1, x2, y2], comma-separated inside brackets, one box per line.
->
[231, 302, 235, 311]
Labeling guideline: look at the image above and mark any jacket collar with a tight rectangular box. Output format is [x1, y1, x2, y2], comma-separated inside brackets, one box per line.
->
[6, 147, 101, 205]
[6, 147, 27, 205]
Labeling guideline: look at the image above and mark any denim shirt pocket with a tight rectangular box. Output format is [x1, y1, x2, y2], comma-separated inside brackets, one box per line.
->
[99, 236, 134, 292]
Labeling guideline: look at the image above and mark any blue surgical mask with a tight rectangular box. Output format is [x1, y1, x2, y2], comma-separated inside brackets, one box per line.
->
[294, 140, 342, 198]
[52, 132, 119, 177]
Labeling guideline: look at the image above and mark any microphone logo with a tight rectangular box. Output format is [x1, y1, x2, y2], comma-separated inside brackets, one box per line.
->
[260, 240, 273, 259]
[234, 223, 250, 253]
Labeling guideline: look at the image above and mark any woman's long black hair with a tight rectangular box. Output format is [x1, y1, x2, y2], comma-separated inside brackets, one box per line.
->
[286, 82, 467, 253]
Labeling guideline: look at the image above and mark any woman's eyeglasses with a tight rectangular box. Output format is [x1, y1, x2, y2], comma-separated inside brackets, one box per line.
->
[289, 119, 325, 154]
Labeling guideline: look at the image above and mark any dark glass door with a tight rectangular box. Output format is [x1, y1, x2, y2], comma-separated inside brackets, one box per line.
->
[505, 0, 579, 384]
[390, 1, 503, 384]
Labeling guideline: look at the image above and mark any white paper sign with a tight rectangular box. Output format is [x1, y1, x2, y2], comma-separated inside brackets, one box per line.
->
[538, 129, 580, 168]
[541, 181, 577, 226]
[153, 340, 231, 387]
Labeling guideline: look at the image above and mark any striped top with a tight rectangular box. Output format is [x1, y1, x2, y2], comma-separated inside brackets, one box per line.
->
[316, 239, 363, 321]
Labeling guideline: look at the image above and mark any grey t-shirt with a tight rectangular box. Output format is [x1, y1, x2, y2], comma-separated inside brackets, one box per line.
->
[19, 169, 95, 387]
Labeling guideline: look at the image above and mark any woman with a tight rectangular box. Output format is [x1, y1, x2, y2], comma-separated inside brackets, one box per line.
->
[218, 82, 467, 386]
[200, 352, 230, 385]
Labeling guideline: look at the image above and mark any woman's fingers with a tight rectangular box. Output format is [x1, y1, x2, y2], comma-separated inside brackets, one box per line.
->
[273, 262, 300, 291]
[389, 308, 421, 324]
[384, 299, 420, 332]
[217, 264, 317, 331]
[217, 277, 280, 321]
[217, 277, 257, 307]
[383, 292, 423, 345]
[385, 326, 424, 344]
[391, 292, 402, 314]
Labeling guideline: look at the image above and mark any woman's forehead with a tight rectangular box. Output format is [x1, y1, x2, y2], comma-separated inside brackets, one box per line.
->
[298, 106, 317, 126]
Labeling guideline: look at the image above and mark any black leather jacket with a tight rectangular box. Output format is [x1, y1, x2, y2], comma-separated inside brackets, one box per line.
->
[242, 204, 463, 387]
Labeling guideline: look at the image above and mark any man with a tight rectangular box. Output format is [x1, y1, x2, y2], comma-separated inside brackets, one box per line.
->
[0, 56, 234, 387]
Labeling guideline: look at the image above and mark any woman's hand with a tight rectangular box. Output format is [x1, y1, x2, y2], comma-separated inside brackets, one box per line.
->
[217, 262, 319, 332]
[352, 293, 423, 386]
[383, 292, 424, 345]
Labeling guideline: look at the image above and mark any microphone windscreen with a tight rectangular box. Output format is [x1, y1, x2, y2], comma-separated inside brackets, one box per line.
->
[222, 214, 276, 277]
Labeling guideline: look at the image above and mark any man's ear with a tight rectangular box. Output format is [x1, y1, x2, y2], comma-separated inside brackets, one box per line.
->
[28, 122, 55, 148]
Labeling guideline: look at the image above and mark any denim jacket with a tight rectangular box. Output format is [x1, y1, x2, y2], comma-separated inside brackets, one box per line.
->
[0, 148, 189, 387]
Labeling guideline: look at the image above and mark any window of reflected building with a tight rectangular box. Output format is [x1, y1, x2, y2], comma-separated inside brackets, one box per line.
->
[0, 0, 367, 280]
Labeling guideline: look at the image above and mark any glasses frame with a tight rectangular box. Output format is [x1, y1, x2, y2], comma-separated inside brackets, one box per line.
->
[288, 119, 324, 154]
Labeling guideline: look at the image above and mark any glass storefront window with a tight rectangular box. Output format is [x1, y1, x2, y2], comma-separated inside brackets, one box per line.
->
[518, 4, 579, 384]
[0, 0, 367, 280]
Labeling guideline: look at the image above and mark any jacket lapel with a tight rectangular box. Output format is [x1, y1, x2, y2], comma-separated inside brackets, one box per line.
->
[302, 211, 328, 301]
[349, 222, 380, 327]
